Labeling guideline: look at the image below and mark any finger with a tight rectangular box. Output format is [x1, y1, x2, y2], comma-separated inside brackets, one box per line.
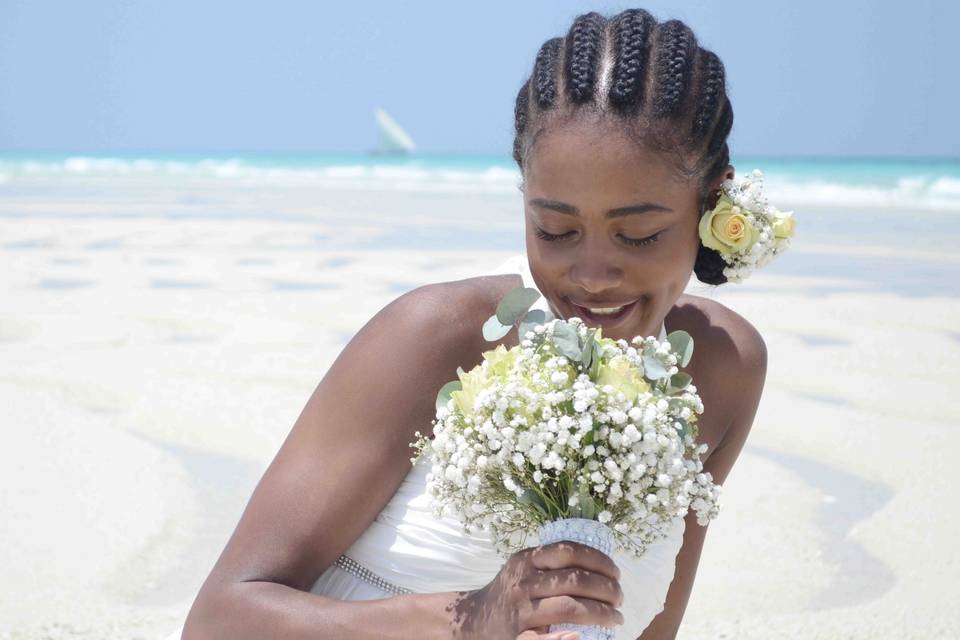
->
[526, 593, 625, 630]
[528, 541, 621, 582]
[525, 567, 624, 607]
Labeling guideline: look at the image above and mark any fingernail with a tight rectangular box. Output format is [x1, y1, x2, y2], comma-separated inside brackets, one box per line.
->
[560, 633, 581, 640]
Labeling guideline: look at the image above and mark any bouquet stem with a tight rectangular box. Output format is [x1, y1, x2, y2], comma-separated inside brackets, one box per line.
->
[537, 517, 618, 640]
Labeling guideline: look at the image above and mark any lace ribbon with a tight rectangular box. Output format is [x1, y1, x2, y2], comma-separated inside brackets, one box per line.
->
[334, 554, 413, 597]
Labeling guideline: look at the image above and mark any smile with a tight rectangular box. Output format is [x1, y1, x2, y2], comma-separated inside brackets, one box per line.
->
[568, 298, 640, 327]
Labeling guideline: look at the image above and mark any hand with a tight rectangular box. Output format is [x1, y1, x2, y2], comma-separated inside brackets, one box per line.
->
[453, 540, 624, 640]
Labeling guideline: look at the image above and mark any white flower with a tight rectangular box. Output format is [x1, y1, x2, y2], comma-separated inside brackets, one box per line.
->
[412, 309, 722, 562]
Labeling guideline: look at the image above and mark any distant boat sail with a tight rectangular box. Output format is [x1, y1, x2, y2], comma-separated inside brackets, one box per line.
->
[373, 107, 416, 154]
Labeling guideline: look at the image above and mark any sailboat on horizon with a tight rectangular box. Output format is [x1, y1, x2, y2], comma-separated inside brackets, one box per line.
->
[369, 107, 416, 156]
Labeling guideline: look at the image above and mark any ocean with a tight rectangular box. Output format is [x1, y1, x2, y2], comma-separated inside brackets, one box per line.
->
[2, 151, 959, 295]
[2, 151, 959, 211]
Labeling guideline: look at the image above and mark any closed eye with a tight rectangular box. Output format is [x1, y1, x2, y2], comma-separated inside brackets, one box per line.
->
[534, 227, 662, 247]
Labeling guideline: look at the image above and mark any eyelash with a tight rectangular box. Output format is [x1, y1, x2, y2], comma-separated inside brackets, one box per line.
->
[534, 227, 663, 247]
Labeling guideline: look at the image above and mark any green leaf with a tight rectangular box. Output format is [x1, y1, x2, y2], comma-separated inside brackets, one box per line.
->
[642, 353, 670, 380]
[482, 314, 512, 341]
[496, 287, 541, 325]
[675, 417, 691, 440]
[578, 491, 597, 520]
[581, 429, 595, 447]
[552, 323, 582, 361]
[518, 308, 548, 341]
[669, 372, 692, 391]
[519, 489, 549, 517]
[667, 330, 694, 367]
[589, 342, 602, 379]
[580, 329, 597, 370]
[435, 380, 461, 411]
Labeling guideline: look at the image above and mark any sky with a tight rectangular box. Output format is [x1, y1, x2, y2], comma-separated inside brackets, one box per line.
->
[1, 0, 957, 158]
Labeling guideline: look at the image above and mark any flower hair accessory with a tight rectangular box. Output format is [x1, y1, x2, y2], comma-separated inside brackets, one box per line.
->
[698, 169, 796, 283]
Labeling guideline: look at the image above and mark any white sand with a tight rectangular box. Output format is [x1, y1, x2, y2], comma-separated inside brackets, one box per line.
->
[2, 174, 959, 638]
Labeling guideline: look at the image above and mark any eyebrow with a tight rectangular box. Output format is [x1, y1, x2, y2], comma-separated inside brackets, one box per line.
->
[528, 198, 673, 218]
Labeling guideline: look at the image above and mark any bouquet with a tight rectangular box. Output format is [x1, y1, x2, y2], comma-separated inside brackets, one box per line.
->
[409, 287, 722, 638]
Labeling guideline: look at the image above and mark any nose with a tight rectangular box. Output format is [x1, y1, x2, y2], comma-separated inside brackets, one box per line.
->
[568, 242, 624, 293]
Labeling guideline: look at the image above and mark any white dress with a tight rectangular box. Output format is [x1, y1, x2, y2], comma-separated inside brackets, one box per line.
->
[162, 254, 686, 639]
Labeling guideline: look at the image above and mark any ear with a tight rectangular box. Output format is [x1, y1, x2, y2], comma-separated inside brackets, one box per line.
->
[702, 164, 735, 212]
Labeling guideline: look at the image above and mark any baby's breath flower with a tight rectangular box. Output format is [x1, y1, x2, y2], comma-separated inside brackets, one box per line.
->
[410, 312, 721, 560]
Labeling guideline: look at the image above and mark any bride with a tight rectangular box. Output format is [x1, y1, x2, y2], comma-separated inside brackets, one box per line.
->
[173, 8, 775, 639]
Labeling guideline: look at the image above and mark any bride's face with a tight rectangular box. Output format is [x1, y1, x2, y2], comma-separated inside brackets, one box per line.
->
[522, 117, 720, 341]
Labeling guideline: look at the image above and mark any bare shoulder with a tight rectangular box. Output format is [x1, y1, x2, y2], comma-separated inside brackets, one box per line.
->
[666, 293, 767, 484]
[668, 293, 767, 374]
[185, 275, 509, 603]
[421, 271, 527, 354]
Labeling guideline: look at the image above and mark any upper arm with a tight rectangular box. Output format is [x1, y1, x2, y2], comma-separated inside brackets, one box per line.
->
[637, 311, 768, 639]
[191, 282, 472, 600]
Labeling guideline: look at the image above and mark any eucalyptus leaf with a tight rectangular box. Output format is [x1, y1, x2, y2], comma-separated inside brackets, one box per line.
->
[667, 330, 694, 367]
[435, 380, 462, 411]
[552, 322, 578, 343]
[589, 342, 602, 379]
[552, 323, 582, 361]
[669, 372, 692, 391]
[675, 417, 691, 440]
[642, 353, 670, 380]
[482, 314, 512, 341]
[580, 329, 597, 369]
[496, 287, 541, 325]
[518, 308, 548, 340]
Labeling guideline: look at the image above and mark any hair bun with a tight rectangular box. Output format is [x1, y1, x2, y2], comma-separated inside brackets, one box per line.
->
[694, 243, 728, 285]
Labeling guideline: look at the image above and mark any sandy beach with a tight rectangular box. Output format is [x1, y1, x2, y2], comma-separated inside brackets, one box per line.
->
[1, 164, 959, 639]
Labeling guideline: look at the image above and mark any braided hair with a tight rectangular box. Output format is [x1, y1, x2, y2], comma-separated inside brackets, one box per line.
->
[512, 9, 734, 285]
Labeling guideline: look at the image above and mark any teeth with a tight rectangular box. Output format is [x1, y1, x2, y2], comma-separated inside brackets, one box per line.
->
[587, 306, 625, 315]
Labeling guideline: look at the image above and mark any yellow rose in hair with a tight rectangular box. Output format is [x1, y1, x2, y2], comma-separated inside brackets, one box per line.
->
[772, 210, 796, 240]
[698, 194, 757, 254]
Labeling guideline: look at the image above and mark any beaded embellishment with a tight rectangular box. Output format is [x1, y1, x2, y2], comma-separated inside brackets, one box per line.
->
[334, 554, 413, 597]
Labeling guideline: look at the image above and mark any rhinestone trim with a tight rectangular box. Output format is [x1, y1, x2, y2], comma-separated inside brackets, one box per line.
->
[334, 554, 412, 597]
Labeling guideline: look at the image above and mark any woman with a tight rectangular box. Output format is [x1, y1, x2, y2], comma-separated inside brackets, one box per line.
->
[174, 8, 772, 639]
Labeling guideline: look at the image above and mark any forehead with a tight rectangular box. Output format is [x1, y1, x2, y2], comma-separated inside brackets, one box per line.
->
[525, 116, 696, 207]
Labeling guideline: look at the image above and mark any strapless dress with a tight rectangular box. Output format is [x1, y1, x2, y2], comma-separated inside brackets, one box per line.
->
[162, 253, 686, 639]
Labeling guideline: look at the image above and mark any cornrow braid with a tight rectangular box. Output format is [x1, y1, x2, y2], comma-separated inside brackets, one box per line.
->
[512, 79, 530, 166]
[651, 20, 697, 117]
[533, 38, 563, 109]
[608, 8, 656, 113]
[563, 12, 606, 104]
[692, 49, 725, 137]
[512, 7, 736, 285]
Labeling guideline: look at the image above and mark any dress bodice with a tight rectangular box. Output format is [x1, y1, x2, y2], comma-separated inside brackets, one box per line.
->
[310, 254, 686, 638]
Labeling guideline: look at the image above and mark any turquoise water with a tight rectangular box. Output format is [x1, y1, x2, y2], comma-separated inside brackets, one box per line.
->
[2, 151, 959, 211]
[2, 150, 959, 297]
